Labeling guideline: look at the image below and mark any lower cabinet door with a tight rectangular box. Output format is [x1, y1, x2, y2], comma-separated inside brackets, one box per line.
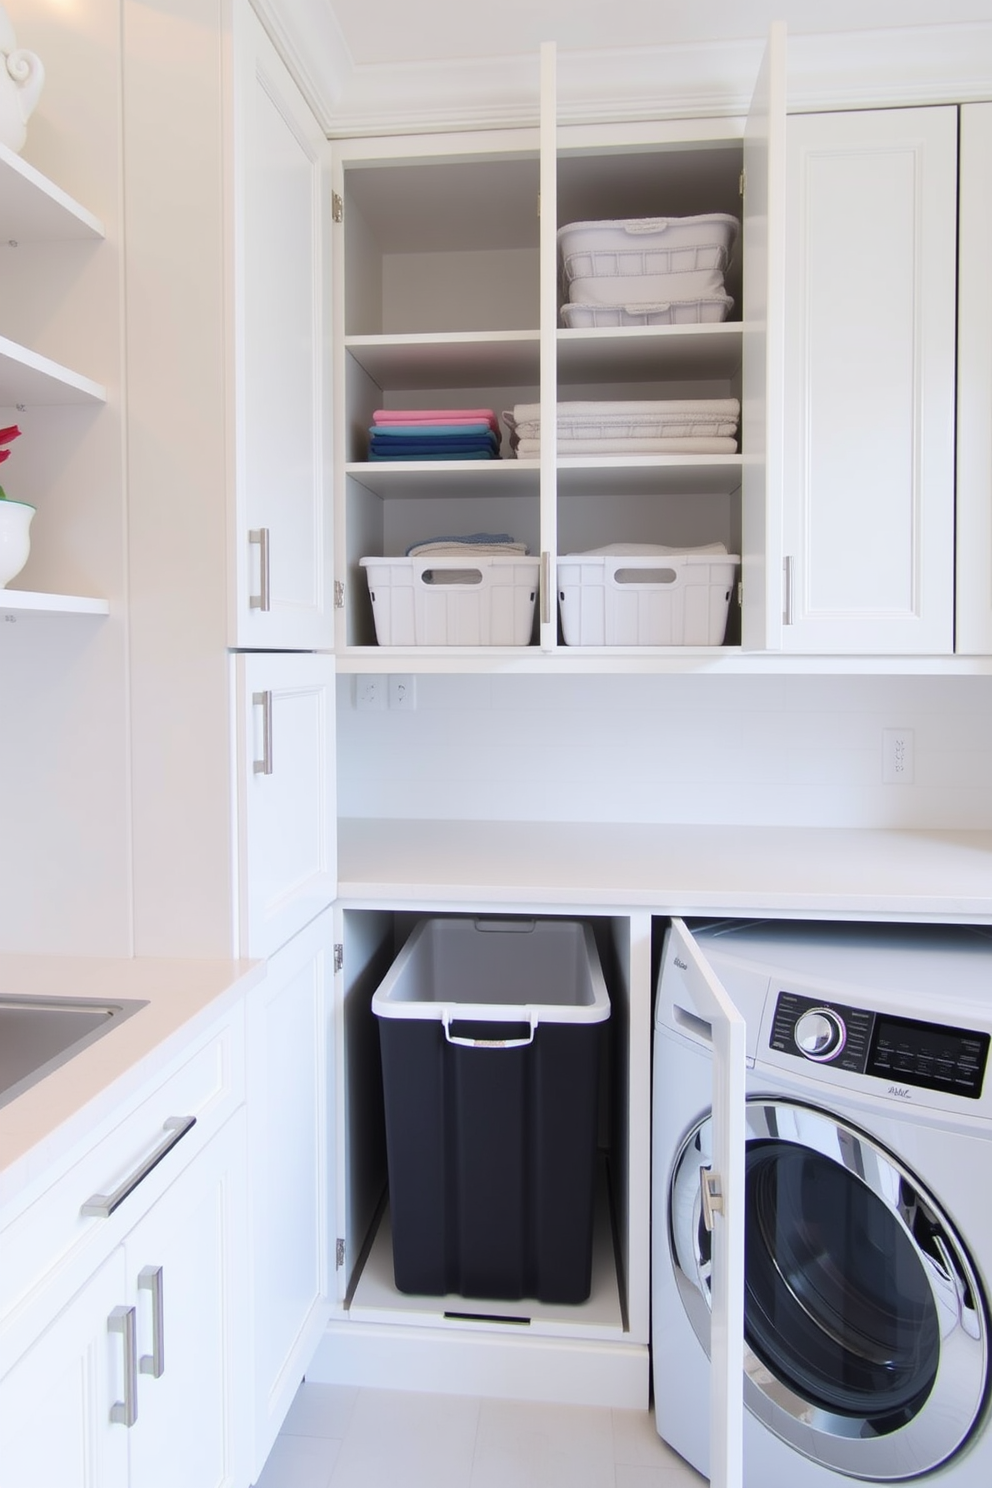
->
[247, 909, 335, 1477]
[0, 1250, 130, 1488]
[125, 1112, 249, 1488]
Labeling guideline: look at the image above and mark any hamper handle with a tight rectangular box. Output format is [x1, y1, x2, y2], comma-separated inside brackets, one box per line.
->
[622, 218, 674, 233]
[441, 1009, 538, 1049]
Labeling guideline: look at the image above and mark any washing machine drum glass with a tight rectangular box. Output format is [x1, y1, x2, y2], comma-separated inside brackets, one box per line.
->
[670, 1100, 990, 1480]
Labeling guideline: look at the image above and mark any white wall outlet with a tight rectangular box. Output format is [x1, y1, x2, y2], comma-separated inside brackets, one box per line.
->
[882, 727, 914, 784]
[388, 674, 416, 711]
[355, 675, 385, 711]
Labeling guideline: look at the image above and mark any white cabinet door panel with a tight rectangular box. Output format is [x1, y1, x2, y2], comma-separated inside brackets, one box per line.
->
[782, 107, 957, 653]
[0, 1252, 130, 1488]
[231, 2, 333, 650]
[665, 919, 747, 1488]
[125, 1114, 248, 1488]
[956, 102, 992, 655]
[247, 911, 334, 1474]
[235, 652, 337, 959]
[741, 20, 787, 653]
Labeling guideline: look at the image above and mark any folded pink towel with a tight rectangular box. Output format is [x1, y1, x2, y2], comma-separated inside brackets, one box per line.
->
[374, 408, 500, 434]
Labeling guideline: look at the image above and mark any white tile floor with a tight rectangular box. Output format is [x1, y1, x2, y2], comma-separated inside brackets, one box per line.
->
[253, 1382, 707, 1488]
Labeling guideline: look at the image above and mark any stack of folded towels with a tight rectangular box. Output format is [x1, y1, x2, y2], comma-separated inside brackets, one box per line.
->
[502, 399, 739, 457]
[405, 532, 528, 558]
[368, 408, 502, 461]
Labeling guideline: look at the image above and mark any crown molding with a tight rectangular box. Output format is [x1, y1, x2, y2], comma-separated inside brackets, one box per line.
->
[254, 3, 992, 138]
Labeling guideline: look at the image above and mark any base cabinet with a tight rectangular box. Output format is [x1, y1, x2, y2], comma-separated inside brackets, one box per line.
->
[0, 1114, 248, 1488]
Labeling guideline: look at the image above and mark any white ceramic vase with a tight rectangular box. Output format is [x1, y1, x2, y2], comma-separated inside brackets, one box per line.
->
[0, 5, 44, 154]
[0, 498, 34, 587]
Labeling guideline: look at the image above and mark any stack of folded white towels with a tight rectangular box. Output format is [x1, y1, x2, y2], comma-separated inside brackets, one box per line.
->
[502, 399, 739, 458]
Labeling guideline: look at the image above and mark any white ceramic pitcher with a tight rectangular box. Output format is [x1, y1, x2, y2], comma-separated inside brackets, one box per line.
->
[0, 6, 44, 154]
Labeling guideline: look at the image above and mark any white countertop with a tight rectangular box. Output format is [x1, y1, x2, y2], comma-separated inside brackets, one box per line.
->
[338, 819, 992, 921]
[0, 956, 262, 1206]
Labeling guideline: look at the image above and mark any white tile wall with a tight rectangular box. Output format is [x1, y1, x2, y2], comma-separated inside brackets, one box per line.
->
[337, 674, 992, 828]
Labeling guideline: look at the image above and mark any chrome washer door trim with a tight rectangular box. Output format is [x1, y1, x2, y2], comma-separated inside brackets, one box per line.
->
[670, 1098, 989, 1480]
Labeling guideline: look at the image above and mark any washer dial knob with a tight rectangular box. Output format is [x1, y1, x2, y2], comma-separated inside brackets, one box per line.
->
[794, 1007, 846, 1062]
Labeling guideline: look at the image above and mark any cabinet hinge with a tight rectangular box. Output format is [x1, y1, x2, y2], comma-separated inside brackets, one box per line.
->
[334, 579, 345, 609]
[333, 943, 344, 973]
[332, 191, 344, 224]
[336, 1237, 346, 1269]
[739, 169, 746, 198]
[737, 580, 743, 609]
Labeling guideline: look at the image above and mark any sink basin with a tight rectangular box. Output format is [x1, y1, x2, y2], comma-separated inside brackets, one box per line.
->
[0, 994, 149, 1110]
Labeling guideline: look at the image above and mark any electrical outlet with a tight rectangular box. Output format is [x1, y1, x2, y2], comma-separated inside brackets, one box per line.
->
[882, 727, 914, 784]
[355, 675, 385, 712]
[389, 674, 416, 711]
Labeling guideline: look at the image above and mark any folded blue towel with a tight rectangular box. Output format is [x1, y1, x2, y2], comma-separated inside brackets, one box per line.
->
[369, 422, 496, 439]
[369, 448, 497, 462]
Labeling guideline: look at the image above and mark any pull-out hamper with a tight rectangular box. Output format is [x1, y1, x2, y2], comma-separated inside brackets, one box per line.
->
[372, 916, 611, 1304]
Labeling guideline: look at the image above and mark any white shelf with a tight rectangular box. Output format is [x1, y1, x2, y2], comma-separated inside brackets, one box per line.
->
[345, 331, 540, 389]
[557, 323, 742, 383]
[0, 143, 104, 242]
[0, 589, 109, 616]
[0, 335, 106, 407]
[346, 458, 540, 499]
[557, 455, 742, 497]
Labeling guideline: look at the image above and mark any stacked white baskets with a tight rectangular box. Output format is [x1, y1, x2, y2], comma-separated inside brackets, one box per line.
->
[558, 214, 739, 326]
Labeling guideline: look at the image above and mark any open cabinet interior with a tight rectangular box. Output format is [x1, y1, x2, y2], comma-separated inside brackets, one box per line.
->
[335, 909, 644, 1346]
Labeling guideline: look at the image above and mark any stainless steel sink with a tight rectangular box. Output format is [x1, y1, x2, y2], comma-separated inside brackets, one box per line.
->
[0, 994, 149, 1110]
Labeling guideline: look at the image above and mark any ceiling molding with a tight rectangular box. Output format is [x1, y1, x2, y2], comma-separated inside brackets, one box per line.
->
[256, 4, 992, 138]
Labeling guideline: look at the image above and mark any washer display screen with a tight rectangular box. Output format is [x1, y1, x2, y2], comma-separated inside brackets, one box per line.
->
[867, 1015, 989, 1099]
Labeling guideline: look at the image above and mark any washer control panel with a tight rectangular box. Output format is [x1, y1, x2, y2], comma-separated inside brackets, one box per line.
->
[770, 991, 990, 1099]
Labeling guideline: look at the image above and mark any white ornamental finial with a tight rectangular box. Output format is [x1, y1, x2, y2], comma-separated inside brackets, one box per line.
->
[0, 6, 45, 154]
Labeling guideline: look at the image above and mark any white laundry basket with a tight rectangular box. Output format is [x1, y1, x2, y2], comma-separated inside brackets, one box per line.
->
[558, 214, 739, 302]
[360, 554, 540, 646]
[557, 550, 739, 646]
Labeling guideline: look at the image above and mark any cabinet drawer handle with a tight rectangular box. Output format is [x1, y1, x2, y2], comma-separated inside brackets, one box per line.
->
[252, 689, 273, 775]
[81, 1116, 197, 1219]
[109, 1305, 138, 1427]
[249, 527, 271, 611]
[139, 1265, 165, 1378]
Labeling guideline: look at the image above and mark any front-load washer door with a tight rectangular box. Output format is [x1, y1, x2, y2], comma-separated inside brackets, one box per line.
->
[670, 1098, 989, 1481]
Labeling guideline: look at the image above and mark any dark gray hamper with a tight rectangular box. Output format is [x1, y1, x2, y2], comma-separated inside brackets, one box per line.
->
[371, 916, 611, 1304]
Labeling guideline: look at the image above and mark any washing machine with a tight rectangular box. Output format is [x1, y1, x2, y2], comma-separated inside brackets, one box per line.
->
[652, 918, 992, 1485]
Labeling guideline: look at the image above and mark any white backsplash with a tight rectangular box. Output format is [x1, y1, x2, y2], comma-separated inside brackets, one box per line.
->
[337, 673, 992, 827]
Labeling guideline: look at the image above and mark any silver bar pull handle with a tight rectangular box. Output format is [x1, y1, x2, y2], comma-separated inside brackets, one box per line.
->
[252, 690, 273, 775]
[109, 1305, 138, 1426]
[783, 554, 794, 625]
[82, 1117, 197, 1219]
[541, 550, 551, 625]
[249, 527, 271, 611]
[700, 1166, 724, 1234]
[138, 1266, 165, 1378]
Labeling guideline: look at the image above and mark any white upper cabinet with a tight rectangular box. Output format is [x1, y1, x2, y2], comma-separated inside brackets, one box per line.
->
[956, 103, 992, 656]
[780, 106, 958, 654]
[230, 3, 333, 650]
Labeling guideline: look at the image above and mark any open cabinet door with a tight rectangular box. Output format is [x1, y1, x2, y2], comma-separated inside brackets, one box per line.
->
[666, 918, 747, 1488]
[741, 22, 786, 652]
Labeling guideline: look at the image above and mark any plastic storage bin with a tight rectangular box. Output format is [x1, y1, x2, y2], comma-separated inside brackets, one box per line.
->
[558, 550, 739, 646]
[372, 916, 611, 1303]
[360, 554, 540, 646]
[558, 214, 739, 288]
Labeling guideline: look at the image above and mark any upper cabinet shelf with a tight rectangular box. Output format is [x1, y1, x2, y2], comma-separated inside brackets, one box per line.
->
[0, 141, 105, 242]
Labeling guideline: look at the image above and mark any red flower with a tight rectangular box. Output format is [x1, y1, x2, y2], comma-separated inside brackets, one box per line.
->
[0, 424, 22, 464]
